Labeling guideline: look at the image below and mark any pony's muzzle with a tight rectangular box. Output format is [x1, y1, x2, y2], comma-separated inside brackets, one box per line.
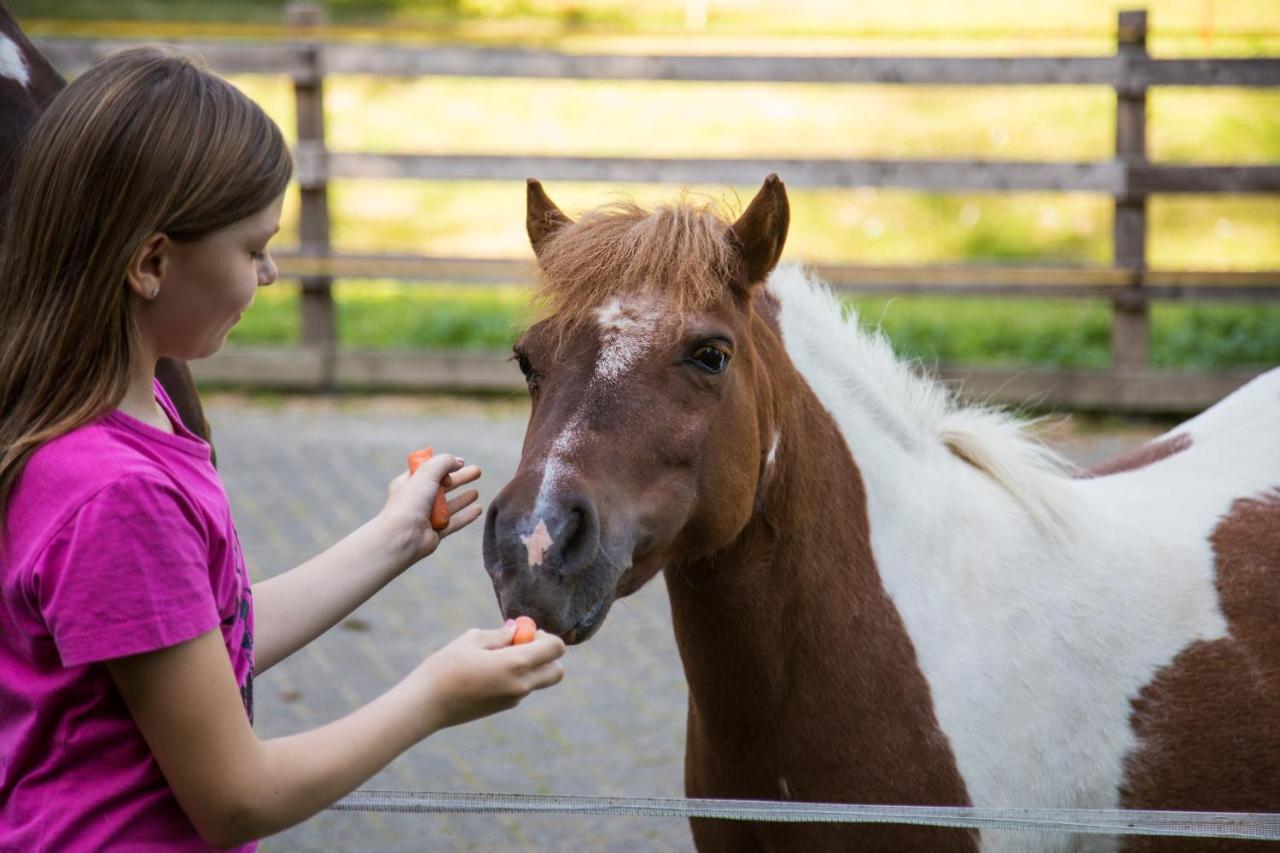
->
[482, 489, 611, 636]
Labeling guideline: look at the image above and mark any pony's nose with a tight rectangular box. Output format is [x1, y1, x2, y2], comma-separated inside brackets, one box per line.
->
[484, 491, 601, 579]
[517, 494, 600, 578]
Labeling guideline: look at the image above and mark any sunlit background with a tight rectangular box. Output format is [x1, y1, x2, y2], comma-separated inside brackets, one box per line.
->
[16, 0, 1280, 371]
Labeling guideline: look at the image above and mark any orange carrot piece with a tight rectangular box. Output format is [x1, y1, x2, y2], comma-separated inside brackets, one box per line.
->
[406, 446, 451, 531]
[511, 616, 537, 645]
[407, 448, 433, 475]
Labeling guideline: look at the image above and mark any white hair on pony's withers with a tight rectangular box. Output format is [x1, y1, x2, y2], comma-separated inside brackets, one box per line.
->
[766, 264, 1076, 532]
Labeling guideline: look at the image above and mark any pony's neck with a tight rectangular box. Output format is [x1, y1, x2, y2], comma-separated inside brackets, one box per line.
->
[663, 297, 973, 804]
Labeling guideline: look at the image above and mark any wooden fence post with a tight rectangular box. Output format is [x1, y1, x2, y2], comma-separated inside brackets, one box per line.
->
[1112, 9, 1150, 373]
[287, 1, 336, 387]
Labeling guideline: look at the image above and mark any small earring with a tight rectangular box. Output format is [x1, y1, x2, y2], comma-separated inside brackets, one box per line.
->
[150, 287, 159, 299]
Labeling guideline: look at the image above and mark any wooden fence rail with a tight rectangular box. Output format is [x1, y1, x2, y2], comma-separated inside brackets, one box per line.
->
[33, 6, 1280, 412]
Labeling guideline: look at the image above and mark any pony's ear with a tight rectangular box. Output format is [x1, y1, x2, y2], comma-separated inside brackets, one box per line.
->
[727, 174, 789, 287]
[527, 178, 573, 258]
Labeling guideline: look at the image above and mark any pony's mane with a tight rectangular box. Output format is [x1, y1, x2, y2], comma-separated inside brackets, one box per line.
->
[768, 265, 1078, 531]
[531, 195, 737, 334]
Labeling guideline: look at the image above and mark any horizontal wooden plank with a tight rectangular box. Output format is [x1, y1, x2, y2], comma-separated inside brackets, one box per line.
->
[323, 45, 1123, 85]
[37, 37, 1280, 89]
[273, 252, 1280, 301]
[819, 264, 1134, 286]
[193, 346, 1266, 413]
[1130, 165, 1280, 194]
[1146, 270, 1280, 286]
[828, 283, 1280, 301]
[299, 150, 1280, 195]
[188, 345, 327, 385]
[278, 253, 531, 281]
[934, 366, 1263, 412]
[37, 37, 310, 77]
[333, 349, 519, 391]
[1135, 58, 1280, 87]
[298, 148, 1126, 192]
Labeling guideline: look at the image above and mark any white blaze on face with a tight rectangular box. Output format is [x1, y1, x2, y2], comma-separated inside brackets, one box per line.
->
[593, 297, 663, 382]
[766, 430, 781, 469]
[521, 519, 553, 568]
[522, 296, 668, 569]
[0, 37, 29, 88]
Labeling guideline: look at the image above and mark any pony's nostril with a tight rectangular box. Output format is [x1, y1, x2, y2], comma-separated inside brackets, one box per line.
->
[558, 499, 600, 576]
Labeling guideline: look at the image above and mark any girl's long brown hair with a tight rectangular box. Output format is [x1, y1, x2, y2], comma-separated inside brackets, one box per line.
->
[0, 46, 292, 525]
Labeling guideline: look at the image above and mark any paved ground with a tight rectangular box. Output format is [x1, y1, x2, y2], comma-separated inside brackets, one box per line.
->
[206, 392, 1169, 852]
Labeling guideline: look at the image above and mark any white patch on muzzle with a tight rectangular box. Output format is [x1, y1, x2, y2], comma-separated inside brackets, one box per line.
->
[521, 518, 553, 568]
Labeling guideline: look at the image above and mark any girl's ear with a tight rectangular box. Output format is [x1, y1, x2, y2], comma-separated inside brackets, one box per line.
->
[126, 232, 169, 300]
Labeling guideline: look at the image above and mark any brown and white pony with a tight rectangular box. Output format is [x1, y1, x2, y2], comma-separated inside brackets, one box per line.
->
[0, 3, 213, 445]
[482, 175, 1280, 852]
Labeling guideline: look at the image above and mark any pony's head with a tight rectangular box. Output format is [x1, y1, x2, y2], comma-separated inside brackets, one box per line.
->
[483, 176, 790, 643]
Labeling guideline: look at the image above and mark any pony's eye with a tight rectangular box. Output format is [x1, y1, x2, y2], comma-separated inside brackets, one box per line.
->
[513, 352, 538, 391]
[690, 345, 729, 374]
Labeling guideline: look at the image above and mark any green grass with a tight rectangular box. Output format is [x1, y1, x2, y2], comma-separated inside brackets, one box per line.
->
[230, 282, 1280, 370]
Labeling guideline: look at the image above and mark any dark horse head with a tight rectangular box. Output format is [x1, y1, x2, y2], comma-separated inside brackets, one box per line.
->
[0, 3, 65, 216]
[483, 176, 788, 643]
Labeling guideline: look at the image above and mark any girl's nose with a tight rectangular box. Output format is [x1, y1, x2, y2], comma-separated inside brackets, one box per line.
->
[259, 253, 278, 287]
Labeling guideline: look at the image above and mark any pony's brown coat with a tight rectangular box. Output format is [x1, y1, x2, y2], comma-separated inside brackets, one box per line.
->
[1119, 490, 1280, 852]
[1081, 433, 1192, 479]
[670, 291, 977, 851]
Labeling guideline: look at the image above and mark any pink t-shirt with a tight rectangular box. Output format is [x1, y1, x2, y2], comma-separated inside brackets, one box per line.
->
[1, 380, 255, 852]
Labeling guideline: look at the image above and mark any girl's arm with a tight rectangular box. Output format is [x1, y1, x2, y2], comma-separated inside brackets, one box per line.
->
[107, 622, 565, 848]
[252, 453, 480, 674]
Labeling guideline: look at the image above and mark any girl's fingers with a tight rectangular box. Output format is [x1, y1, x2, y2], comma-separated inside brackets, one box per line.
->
[527, 661, 566, 691]
[476, 625, 517, 650]
[508, 632, 566, 667]
[439, 504, 482, 538]
[410, 453, 459, 488]
[444, 465, 482, 491]
[446, 489, 479, 515]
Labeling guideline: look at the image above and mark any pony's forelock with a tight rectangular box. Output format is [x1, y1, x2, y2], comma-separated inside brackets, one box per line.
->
[531, 194, 739, 341]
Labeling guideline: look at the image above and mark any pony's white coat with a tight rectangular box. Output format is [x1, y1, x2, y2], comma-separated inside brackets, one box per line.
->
[0, 36, 29, 87]
[768, 264, 1280, 852]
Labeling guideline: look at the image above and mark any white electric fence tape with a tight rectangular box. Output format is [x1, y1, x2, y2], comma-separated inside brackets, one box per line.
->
[331, 790, 1280, 841]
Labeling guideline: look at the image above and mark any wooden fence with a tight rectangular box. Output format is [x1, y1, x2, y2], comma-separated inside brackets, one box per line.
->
[37, 8, 1280, 412]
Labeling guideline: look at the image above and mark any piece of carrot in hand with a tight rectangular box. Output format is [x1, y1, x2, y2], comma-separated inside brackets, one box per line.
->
[406, 446, 451, 532]
[511, 616, 537, 646]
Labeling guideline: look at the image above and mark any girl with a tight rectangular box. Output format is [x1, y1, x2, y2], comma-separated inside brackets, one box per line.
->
[0, 47, 565, 850]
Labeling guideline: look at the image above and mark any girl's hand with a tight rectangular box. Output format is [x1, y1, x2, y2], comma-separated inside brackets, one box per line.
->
[414, 624, 567, 734]
[377, 453, 483, 564]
